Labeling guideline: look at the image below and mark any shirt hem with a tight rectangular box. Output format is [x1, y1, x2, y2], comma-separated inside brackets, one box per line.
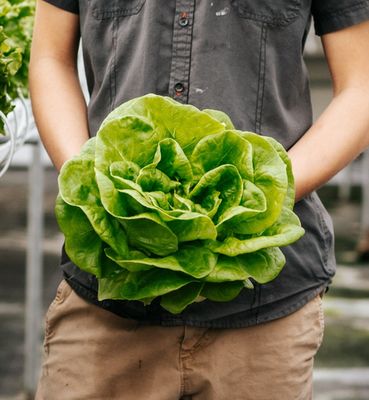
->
[64, 270, 330, 329]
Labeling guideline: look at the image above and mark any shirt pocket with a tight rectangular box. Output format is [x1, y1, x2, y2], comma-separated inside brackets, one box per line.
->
[88, 0, 146, 20]
[231, 0, 301, 26]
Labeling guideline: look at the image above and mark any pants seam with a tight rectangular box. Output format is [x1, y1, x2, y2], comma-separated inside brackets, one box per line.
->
[179, 328, 186, 397]
[180, 353, 192, 397]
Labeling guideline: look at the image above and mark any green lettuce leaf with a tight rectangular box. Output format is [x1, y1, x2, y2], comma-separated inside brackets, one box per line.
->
[98, 269, 195, 301]
[160, 282, 205, 314]
[106, 243, 217, 278]
[201, 282, 245, 302]
[207, 207, 305, 256]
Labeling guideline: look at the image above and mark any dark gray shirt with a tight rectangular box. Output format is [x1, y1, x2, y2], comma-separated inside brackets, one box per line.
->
[45, 0, 369, 327]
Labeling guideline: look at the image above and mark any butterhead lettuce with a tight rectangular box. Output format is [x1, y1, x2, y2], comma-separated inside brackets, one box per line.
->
[56, 94, 304, 314]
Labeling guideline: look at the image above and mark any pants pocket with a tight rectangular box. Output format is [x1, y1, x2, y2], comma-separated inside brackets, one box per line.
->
[44, 280, 72, 352]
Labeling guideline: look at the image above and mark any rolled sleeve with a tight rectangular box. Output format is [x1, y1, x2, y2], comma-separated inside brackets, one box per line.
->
[312, 0, 369, 36]
[43, 0, 79, 14]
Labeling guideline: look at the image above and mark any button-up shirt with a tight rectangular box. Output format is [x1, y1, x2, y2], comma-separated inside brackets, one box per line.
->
[45, 0, 369, 327]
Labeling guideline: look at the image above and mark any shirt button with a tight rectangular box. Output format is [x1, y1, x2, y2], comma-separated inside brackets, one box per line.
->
[174, 82, 185, 94]
[179, 12, 189, 27]
[179, 16, 189, 27]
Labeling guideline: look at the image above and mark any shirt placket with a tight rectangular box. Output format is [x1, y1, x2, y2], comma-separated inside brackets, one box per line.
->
[169, 0, 195, 103]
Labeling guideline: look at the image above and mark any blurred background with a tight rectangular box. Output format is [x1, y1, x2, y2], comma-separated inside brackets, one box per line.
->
[0, 28, 369, 400]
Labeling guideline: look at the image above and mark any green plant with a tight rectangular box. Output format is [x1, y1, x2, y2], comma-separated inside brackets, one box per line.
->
[0, 0, 35, 132]
[56, 94, 305, 314]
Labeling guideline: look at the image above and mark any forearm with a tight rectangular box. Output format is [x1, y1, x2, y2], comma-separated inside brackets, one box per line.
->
[29, 57, 89, 171]
[30, 1, 87, 171]
[288, 86, 369, 201]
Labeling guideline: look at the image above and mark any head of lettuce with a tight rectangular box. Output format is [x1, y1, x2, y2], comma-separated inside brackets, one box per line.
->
[56, 94, 304, 314]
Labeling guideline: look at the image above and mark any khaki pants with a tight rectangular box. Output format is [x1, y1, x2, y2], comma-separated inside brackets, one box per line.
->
[35, 280, 325, 400]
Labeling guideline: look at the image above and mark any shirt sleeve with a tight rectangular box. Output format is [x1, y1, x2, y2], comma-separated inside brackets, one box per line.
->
[43, 0, 79, 14]
[312, 0, 369, 36]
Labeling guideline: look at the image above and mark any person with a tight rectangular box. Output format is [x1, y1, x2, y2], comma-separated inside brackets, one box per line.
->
[30, 1, 369, 398]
